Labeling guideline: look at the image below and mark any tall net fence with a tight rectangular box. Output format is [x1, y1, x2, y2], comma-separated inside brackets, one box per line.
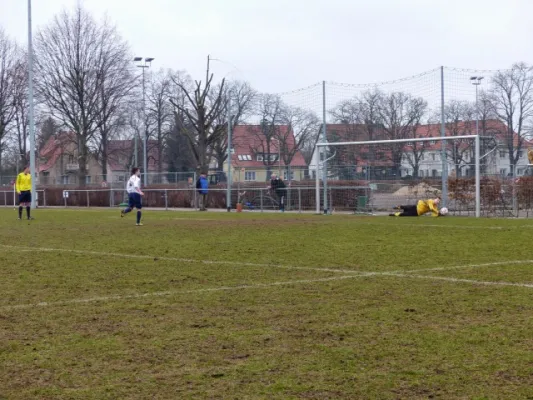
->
[5, 65, 533, 217]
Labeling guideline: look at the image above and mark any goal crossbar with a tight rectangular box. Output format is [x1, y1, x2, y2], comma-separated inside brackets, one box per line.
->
[315, 135, 481, 217]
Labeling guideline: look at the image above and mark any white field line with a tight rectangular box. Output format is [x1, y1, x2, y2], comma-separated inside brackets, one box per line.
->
[402, 259, 533, 274]
[0, 244, 358, 275]
[357, 221, 507, 230]
[1, 273, 377, 311]
[3, 244, 533, 277]
[383, 272, 533, 289]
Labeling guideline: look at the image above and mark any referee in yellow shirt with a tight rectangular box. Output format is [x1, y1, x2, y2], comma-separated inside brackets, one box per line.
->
[16, 166, 33, 220]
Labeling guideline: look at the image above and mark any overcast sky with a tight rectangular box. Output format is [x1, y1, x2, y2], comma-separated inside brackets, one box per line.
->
[1, 0, 533, 94]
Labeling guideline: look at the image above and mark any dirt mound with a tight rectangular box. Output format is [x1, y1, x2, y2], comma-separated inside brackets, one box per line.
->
[394, 183, 441, 197]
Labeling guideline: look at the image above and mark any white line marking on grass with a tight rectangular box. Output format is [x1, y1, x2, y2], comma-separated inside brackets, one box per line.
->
[1, 274, 377, 311]
[0, 244, 359, 275]
[401, 259, 533, 274]
[383, 272, 533, 289]
[360, 222, 507, 230]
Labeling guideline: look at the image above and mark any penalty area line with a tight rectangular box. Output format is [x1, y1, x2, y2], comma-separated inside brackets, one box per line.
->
[0, 273, 377, 311]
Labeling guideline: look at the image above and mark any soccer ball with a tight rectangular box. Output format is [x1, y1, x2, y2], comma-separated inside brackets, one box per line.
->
[440, 207, 449, 216]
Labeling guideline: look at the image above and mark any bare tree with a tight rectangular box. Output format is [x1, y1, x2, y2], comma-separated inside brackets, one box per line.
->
[329, 90, 383, 179]
[276, 106, 319, 179]
[403, 122, 432, 178]
[169, 62, 226, 173]
[249, 94, 287, 178]
[146, 69, 174, 173]
[442, 100, 476, 176]
[212, 80, 257, 172]
[376, 91, 427, 177]
[0, 29, 19, 174]
[34, 6, 135, 186]
[10, 55, 29, 169]
[487, 62, 533, 176]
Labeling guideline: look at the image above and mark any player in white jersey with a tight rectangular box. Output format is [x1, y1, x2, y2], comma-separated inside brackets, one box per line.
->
[121, 167, 144, 226]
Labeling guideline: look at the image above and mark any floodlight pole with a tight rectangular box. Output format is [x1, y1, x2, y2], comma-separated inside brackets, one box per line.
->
[134, 57, 154, 187]
[470, 76, 484, 136]
[226, 97, 232, 212]
[322, 81, 328, 214]
[28, 0, 36, 209]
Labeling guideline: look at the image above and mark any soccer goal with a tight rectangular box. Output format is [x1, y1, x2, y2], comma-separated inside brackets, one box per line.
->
[314, 135, 484, 217]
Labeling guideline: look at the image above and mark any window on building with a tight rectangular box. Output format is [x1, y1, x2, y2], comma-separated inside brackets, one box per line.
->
[61, 175, 69, 185]
[432, 153, 436, 161]
[283, 170, 295, 180]
[85, 176, 91, 184]
[420, 154, 425, 161]
[257, 154, 264, 162]
[238, 155, 243, 161]
[244, 171, 256, 181]
[432, 169, 438, 178]
[406, 141, 413, 146]
[500, 168, 507, 176]
[430, 140, 436, 145]
[499, 151, 506, 158]
[68, 155, 74, 163]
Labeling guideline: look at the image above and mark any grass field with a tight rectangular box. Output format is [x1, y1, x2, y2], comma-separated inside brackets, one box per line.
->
[1, 208, 533, 399]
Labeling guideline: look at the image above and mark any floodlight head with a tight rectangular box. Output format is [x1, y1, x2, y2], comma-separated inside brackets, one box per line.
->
[470, 76, 477, 80]
[133, 57, 142, 62]
[479, 76, 484, 81]
[145, 57, 154, 63]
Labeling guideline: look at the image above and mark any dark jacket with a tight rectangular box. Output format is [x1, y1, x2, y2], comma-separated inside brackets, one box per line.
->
[270, 178, 286, 196]
[196, 176, 208, 195]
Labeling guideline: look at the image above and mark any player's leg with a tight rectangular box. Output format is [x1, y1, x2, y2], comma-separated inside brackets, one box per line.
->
[135, 194, 143, 226]
[122, 194, 134, 217]
[18, 195, 23, 219]
[24, 192, 32, 219]
[390, 205, 417, 217]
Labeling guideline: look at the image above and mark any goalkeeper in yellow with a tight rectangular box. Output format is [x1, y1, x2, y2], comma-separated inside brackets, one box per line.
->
[16, 166, 33, 220]
[389, 197, 442, 217]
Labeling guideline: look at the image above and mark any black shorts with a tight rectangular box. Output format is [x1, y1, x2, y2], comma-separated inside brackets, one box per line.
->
[128, 192, 142, 209]
[19, 191, 31, 204]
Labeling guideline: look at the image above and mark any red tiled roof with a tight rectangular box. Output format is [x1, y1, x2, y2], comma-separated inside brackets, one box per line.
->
[38, 133, 165, 173]
[38, 132, 75, 172]
[326, 120, 533, 150]
[231, 125, 307, 168]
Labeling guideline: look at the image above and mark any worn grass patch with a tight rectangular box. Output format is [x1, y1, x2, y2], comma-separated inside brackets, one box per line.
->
[1, 208, 533, 399]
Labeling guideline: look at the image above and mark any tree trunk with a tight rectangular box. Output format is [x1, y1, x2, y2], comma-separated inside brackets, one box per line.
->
[78, 136, 88, 187]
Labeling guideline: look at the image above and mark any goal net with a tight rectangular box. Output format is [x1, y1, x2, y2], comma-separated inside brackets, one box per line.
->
[314, 135, 488, 217]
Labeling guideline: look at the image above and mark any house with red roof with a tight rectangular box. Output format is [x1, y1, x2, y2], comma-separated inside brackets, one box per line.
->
[309, 120, 533, 180]
[225, 125, 307, 182]
[37, 132, 164, 186]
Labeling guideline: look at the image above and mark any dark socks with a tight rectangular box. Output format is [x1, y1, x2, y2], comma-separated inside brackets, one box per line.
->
[18, 206, 22, 219]
[136, 211, 141, 224]
[26, 206, 30, 219]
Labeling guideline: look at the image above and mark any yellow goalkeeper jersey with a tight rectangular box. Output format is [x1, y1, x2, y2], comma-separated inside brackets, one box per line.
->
[416, 199, 439, 217]
[16, 172, 32, 192]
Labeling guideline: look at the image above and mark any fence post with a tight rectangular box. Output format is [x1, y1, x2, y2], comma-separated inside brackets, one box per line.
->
[298, 187, 301, 213]
[165, 189, 168, 210]
[3, 191, 5, 206]
[260, 189, 264, 213]
[193, 172, 197, 210]
[43, 190, 46, 207]
[87, 191, 90, 207]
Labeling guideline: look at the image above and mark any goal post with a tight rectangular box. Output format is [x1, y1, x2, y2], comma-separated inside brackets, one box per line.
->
[315, 135, 481, 217]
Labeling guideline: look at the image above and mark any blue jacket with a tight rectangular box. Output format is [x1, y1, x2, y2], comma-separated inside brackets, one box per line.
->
[196, 176, 208, 194]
